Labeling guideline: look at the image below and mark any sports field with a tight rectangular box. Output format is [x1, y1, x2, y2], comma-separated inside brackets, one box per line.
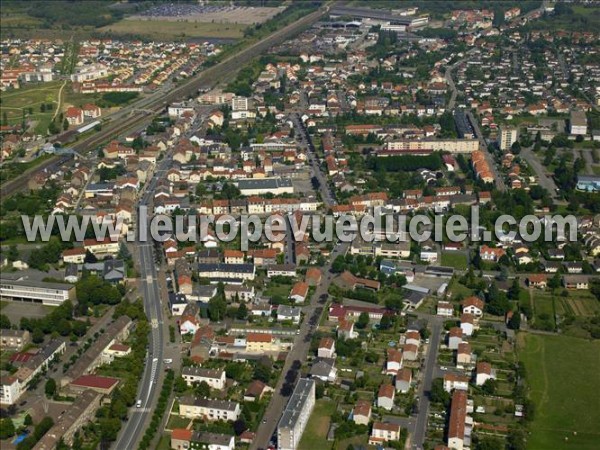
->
[519, 333, 600, 450]
[99, 19, 246, 40]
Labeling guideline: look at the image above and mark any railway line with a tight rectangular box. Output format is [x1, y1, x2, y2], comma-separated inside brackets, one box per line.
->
[0, 5, 329, 201]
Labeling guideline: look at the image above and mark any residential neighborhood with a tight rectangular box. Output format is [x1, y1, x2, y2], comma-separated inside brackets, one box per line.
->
[1, 2, 600, 450]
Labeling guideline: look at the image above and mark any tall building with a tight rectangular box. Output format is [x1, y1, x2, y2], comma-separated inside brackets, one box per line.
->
[570, 110, 588, 135]
[277, 378, 316, 450]
[498, 126, 518, 151]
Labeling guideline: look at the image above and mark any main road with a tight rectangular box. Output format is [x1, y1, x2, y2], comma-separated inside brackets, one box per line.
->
[112, 149, 174, 449]
[251, 111, 342, 450]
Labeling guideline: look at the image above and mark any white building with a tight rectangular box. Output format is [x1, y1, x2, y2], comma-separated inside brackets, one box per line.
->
[0, 376, 21, 405]
[0, 277, 76, 307]
[570, 110, 588, 136]
[277, 379, 315, 450]
[182, 367, 226, 390]
[498, 126, 518, 151]
[179, 397, 240, 421]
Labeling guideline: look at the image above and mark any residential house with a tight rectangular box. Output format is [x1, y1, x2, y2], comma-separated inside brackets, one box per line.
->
[377, 384, 395, 411]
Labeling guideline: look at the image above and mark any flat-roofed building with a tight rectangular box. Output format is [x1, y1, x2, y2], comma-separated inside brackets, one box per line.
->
[0, 277, 76, 306]
[498, 126, 518, 151]
[277, 378, 316, 450]
[570, 110, 588, 135]
[237, 177, 294, 196]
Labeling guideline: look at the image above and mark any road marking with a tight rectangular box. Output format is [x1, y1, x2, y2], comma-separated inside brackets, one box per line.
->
[151, 319, 159, 328]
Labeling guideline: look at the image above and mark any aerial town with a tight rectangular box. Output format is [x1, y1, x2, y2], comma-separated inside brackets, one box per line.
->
[1, 2, 599, 450]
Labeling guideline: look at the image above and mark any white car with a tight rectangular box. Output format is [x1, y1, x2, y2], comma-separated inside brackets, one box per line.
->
[136, 399, 142, 408]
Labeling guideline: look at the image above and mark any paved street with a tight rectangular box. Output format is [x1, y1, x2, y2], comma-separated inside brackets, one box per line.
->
[251, 112, 342, 450]
[410, 317, 444, 449]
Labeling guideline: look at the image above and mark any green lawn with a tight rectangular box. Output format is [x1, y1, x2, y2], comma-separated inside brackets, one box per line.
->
[0, 81, 64, 134]
[519, 334, 600, 450]
[298, 399, 336, 450]
[440, 251, 468, 270]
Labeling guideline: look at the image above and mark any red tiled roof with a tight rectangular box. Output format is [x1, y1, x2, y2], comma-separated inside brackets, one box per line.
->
[71, 375, 119, 390]
[171, 428, 192, 441]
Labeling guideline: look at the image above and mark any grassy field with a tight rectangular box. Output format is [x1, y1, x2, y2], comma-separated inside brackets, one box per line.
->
[440, 251, 468, 270]
[0, 81, 63, 134]
[298, 399, 336, 450]
[519, 333, 600, 450]
[99, 19, 246, 40]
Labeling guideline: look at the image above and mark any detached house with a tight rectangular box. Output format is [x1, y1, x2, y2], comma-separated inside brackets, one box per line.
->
[377, 384, 395, 411]
[462, 296, 484, 317]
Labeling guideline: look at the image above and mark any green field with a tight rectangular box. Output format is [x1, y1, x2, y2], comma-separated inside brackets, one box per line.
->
[99, 19, 246, 40]
[519, 333, 600, 450]
[298, 399, 336, 450]
[0, 81, 63, 134]
[440, 251, 468, 270]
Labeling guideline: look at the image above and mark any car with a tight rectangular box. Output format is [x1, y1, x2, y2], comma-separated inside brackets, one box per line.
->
[136, 399, 142, 408]
[262, 418, 267, 424]
[163, 358, 173, 364]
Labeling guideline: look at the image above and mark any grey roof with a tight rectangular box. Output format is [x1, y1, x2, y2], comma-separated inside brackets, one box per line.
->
[0, 276, 74, 292]
[310, 358, 335, 378]
[191, 432, 233, 446]
[180, 396, 239, 412]
[237, 177, 293, 190]
[197, 263, 255, 274]
[277, 305, 301, 317]
[182, 366, 224, 379]
[278, 378, 315, 430]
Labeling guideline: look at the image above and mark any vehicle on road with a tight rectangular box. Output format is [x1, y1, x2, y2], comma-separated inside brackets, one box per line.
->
[136, 399, 142, 408]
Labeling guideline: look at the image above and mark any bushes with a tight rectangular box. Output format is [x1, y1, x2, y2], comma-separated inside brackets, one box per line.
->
[368, 152, 443, 172]
[98, 92, 139, 108]
[138, 370, 174, 450]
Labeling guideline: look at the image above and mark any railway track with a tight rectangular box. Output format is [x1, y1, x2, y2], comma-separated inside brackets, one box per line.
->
[0, 5, 329, 201]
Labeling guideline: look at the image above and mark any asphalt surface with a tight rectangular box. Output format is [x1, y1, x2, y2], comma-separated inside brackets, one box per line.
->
[112, 151, 173, 450]
[251, 111, 342, 450]
[410, 317, 443, 450]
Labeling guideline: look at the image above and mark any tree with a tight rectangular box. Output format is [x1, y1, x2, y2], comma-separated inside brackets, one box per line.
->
[32, 327, 44, 343]
[429, 378, 450, 406]
[0, 418, 15, 439]
[507, 311, 521, 330]
[208, 295, 227, 322]
[236, 302, 248, 320]
[480, 378, 497, 395]
[355, 312, 369, 329]
[379, 314, 392, 330]
[174, 376, 188, 393]
[194, 381, 210, 397]
[0, 314, 11, 329]
[23, 414, 33, 426]
[45, 378, 57, 397]
[7, 244, 19, 262]
[233, 419, 247, 436]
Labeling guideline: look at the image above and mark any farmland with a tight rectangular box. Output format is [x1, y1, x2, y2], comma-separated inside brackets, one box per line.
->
[519, 333, 600, 450]
[99, 19, 246, 41]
